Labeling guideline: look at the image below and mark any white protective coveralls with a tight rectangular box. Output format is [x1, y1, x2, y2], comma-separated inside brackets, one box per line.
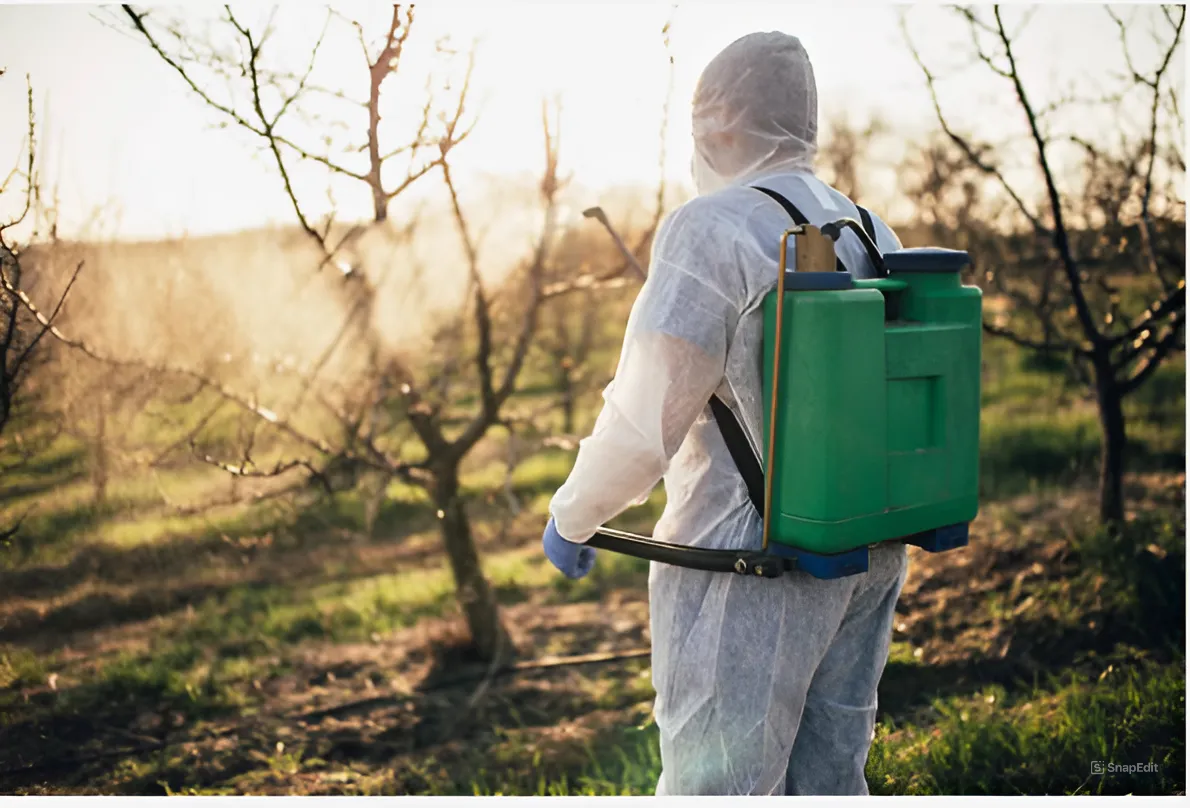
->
[548, 31, 910, 795]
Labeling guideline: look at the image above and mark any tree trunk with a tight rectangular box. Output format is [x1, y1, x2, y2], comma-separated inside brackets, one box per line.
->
[1093, 356, 1127, 524]
[433, 465, 512, 662]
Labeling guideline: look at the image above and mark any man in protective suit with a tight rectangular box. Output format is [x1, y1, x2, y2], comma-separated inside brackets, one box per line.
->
[541, 31, 909, 796]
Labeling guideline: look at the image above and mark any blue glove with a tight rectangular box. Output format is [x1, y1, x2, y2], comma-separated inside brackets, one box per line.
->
[542, 517, 597, 580]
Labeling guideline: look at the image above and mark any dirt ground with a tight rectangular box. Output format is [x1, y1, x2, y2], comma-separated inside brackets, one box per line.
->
[0, 472, 1184, 795]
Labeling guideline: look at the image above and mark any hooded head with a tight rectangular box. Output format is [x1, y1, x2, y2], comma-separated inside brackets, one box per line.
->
[691, 31, 819, 195]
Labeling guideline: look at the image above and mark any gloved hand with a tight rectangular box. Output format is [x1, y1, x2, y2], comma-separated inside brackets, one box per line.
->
[542, 517, 597, 580]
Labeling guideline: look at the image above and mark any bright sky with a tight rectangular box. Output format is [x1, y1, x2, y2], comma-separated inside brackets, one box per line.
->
[0, 2, 1181, 240]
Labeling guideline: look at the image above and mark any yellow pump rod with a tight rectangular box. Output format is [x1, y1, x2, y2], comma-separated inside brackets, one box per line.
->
[762, 226, 803, 552]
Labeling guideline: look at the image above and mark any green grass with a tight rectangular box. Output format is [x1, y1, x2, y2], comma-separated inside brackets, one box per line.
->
[868, 660, 1185, 796]
[0, 311, 1183, 796]
[976, 343, 1184, 500]
[0, 647, 48, 691]
[172, 545, 555, 651]
[455, 656, 1185, 796]
[42, 544, 547, 689]
[64, 644, 230, 722]
[980, 408, 1102, 498]
[467, 725, 663, 796]
[1072, 511, 1186, 648]
[0, 432, 87, 502]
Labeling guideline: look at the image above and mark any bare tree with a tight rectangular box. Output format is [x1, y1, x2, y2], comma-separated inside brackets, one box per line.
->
[120, 4, 465, 247]
[107, 5, 648, 661]
[0, 73, 87, 542]
[903, 4, 1186, 523]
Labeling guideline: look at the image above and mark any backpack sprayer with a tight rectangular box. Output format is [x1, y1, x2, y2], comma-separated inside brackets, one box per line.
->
[580, 188, 982, 580]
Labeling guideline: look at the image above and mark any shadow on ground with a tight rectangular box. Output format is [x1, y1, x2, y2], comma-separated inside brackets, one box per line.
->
[0, 474, 1183, 796]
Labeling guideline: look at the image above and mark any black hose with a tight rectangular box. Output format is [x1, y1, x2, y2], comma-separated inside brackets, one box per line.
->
[820, 218, 888, 277]
[587, 528, 788, 578]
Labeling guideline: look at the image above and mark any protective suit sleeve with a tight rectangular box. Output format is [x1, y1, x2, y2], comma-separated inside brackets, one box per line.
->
[548, 206, 741, 542]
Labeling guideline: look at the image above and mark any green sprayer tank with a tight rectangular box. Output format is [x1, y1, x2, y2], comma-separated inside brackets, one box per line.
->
[761, 248, 982, 571]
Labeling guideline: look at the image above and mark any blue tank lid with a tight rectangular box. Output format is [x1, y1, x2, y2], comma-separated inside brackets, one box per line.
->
[883, 247, 970, 274]
[782, 271, 855, 291]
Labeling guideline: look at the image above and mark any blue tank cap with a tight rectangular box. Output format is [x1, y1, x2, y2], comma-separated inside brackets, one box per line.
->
[782, 271, 855, 291]
[883, 247, 970, 274]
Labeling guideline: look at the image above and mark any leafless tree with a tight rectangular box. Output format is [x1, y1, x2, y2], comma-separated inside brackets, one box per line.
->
[0, 73, 87, 542]
[104, 4, 651, 661]
[903, 4, 1186, 523]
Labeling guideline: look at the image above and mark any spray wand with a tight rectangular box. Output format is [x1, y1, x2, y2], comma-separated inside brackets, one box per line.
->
[582, 207, 647, 281]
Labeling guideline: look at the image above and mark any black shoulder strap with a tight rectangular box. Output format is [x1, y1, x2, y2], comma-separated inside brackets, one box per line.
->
[752, 186, 847, 274]
[708, 395, 764, 516]
[705, 192, 880, 519]
[857, 205, 876, 244]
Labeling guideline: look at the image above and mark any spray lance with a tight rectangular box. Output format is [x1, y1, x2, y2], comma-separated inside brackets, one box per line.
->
[574, 193, 981, 581]
[582, 207, 648, 281]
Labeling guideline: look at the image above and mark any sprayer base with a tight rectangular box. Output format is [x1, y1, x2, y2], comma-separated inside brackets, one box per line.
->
[766, 542, 870, 580]
[904, 522, 970, 553]
[767, 522, 970, 580]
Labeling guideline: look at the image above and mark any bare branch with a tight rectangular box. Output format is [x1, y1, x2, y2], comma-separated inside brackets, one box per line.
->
[362, 5, 412, 220]
[382, 45, 478, 205]
[1106, 7, 1143, 83]
[0, 271, 344, 460]
[1128, 4, 1184, 289]
[453, 98, 563, 456]
[10, 260, 84, 379]
[122, 7, 257, 135]
[441, 156, 496, 429]
[901, 14, 1049, 235]
[1115, 282, 1186, 353]
[982, 318, 1081, 355]
[0, 77, 36, 241]
[228, 7, 331, 256]
[269, 9, 332, 129]
[0, 263, 22, 388]
[0, 76, 43, 434]
[495, 99, 563, 405]
[990, 7, 1102, 345]
[1121, 310, 1185, 396]
[257, 66, 367, 110]
[190, 444, 318, 480]
[542, 273, 634, 300]
[328, 5, 371, 65]
[123, 5, 353, 264]
[953, 7, 1013, 79]
[384, 157, 445, 203]
[145, 397, 226, 468]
